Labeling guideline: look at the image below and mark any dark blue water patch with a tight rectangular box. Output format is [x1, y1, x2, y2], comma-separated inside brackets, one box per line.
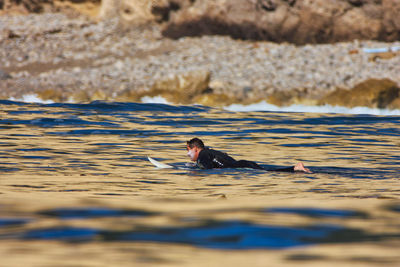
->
[246, 128, 294, 134]
[20, 155, 52, 160]
[0, 99, 27, 106]
[314, 167, 395, 180]
[101, 220, 400, 250]
[265, 207, 367, 218]
[136, 180, 171, 185]
[0, 142, 17, 146]
[10, 134, 38, 137]
[44, 101, 209, 114]
[9, 219, 400, 249]
[350, 138, 388, 143]
[206, 183, 232, 187]
[102, 221, 340, 249]
[17, 148, 51, 152]
[387, 204, 400, 213]
[333, 127, 400, 137]
[0, 218, 31, 227]
[0, 117, 118, 128]
[302, 115, 400, 126]
[376, 127, 400, 136]
[151, 139, 183, 144]
[8, 110, 46, 115]
[246, 115, 400, 127]
[140, 116, 226, 127]
[247, 118, 296, 126]
[252, 128, 351, 137]
[188, 130, 249, 137]
[38, 207, 156, 219]
[0, 166, 20, 172]
[90, 142, 131, 147]
[280, 143, 332, 148]
[0, 125, 21, 130]
[48, 129, 165, 137]
[307, 189, 332, 193]
[22, 227, 99, 242]
[293, 180, 311, 183]
[10, 184, 46, 189]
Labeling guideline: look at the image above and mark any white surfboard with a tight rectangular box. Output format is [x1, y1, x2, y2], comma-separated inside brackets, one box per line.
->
[147, 156, 174, 169]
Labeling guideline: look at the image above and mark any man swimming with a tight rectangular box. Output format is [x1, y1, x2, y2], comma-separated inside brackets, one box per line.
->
[186, 137, 311, 173]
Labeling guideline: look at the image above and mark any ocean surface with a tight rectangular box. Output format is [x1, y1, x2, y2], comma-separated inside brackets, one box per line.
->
[0, 99, 399, 266]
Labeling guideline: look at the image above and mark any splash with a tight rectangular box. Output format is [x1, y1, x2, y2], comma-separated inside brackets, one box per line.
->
[141, 95, 170, 104]
[224, 101, 400, 116]
[9, 94, 54, 104]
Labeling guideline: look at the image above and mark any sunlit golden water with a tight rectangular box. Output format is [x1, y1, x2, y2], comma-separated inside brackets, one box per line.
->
[0, 101, 399, 266]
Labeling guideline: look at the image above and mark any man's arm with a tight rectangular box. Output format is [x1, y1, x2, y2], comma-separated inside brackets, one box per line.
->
[265, 163, 311, 173]
[264, 166, 295, 172]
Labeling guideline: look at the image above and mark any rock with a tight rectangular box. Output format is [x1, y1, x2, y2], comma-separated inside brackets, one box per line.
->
[0, 69, 11, 80]
[90, 90, 108, 101]
[368, 51, 399, 62]
[389, 97, 400, 110]
[257, 0, 278, 11]
[151, 70, 211, 103]
[72, 90, 111, 102]
[160, 0, 400, 44]
[3, 0, 400, 44]
[348, 0, 366, 6]
[334, 8, 381, 41]
[382, 0, 400, 41]
[192, 93, 237, 107]
[72, 90, 91, 103]
[267, 91, 293, 106]
[266, 88, 318, 107]
[0, 0, 46, 14]
[318, 79, 400, 109]
[37, 89, 64, 102]
[115, 89, 144, 102]
[98, 0, 169, 24]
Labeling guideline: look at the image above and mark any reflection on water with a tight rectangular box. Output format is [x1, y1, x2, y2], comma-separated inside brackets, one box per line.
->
[0, 100, 399, 266]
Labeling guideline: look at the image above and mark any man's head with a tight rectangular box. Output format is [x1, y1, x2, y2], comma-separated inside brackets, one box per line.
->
[186, 137, 204, 161]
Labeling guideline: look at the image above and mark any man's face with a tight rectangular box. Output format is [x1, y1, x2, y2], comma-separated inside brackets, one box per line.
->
[186, 145, 200, 161]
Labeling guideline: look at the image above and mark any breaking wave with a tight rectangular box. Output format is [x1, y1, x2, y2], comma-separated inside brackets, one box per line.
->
[8, 95, 400, 116]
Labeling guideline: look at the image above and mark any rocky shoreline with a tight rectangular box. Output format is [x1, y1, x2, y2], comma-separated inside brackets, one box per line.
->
[1, 12, 400, 108]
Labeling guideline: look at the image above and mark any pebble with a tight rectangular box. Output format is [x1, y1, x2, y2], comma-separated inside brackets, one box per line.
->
[0, 69, 11, 80]
[0, 12, 399, 102]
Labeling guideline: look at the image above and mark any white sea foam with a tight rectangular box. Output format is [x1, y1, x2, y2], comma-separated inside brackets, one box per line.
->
[9, 94, 400, 115]
[140, 96, 171, 104]
[9, 94, 54, 104]
[224, 101, 400, 116]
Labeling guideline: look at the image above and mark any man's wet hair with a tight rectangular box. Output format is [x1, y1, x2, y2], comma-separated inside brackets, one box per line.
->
[187, 137, 205, 149]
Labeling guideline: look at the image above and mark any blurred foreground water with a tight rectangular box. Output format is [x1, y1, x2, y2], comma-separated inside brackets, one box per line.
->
[0, 100, 399, 266]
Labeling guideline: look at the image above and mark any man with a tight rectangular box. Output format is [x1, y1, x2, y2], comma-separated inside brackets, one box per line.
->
[186, 137, 311, 173]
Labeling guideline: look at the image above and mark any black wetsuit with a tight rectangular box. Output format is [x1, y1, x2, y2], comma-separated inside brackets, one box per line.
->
[196, 148, 295, 172]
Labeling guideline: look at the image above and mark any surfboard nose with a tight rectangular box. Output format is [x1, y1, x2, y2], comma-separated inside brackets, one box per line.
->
[147, 156, 174, 169]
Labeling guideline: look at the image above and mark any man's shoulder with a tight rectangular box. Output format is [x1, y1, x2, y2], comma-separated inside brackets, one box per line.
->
[198, 148, 212, 157]
[200, 148, 222, 156]
[200, 148, 234, 160]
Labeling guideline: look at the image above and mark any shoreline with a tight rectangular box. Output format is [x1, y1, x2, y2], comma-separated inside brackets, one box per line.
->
[1, 12, 400, 108]
[6, 94, 400, 116]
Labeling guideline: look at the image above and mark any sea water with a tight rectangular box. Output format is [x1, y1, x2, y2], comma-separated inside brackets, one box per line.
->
[0, 99, 399, 266]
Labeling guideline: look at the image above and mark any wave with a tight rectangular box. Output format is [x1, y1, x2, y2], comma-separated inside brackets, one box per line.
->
[225, 101, 400, 116]
[8, 95, 400, 116]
